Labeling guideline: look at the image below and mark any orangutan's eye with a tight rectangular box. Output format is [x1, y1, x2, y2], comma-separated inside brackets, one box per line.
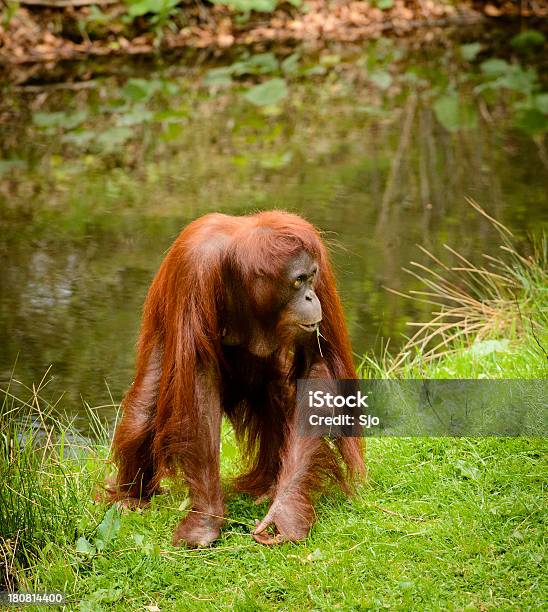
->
[293, 276, 305, 289]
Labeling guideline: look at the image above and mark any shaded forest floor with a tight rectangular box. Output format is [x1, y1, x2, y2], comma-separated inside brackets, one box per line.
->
[1, 0, 546, 81]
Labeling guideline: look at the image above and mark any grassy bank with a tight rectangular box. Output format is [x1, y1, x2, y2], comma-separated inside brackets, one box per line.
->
[1, 229, 546, 610]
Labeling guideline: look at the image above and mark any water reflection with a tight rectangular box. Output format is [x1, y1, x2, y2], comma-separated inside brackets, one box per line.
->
[0, 53, 547, 424]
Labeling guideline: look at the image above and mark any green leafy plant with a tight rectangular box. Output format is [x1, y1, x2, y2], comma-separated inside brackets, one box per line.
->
[368, 69, 393, 90]
[373, 0, 394, 9]
[474, 58, 547, 134]
[433, 94, 478, 132]
[477, 58, 538, 95]
[243, 78, 288, 106]
[75, 506, 121, 558]
[204, 52, 284, 86]
[33, 111, 88, 132]
[510, 30, 545, 51]
[459, 42, 482, 62]
[211, 0, 277, 12]
[124, 0, 181, 24]
[1, 1, 19, 28]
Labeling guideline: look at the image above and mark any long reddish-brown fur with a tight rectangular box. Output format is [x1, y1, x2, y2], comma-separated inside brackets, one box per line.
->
[111, 210, 365, 546]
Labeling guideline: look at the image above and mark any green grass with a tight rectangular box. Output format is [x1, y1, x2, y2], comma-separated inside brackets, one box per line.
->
[1, 326, 546, 610]
[359, 332, 548, 380]
[1, 228, 546, 610]
[9, 434, 548, 610]
[0, 381, 109, 593]
[29, 439, 548, 610]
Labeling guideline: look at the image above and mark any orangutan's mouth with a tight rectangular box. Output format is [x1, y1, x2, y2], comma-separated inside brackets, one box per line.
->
[298, 321, 321, 332]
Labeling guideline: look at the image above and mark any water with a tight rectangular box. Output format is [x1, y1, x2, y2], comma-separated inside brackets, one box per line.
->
[1, 32, 547, 424]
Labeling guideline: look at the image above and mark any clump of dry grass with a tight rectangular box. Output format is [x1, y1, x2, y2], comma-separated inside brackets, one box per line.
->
[385, 198, 547, 373]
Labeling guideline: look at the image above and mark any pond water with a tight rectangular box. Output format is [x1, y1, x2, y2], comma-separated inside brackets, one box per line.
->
[0, 29, 547, 425]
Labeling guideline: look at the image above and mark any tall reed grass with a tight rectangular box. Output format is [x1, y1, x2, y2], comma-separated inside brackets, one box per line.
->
[364, 199, 547, 375]
[0, 371, 111, 589]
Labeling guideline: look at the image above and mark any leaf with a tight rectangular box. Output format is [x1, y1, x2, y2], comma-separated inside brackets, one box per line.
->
[243, 79, 288, 107]
[369, 70, 392, 90]
[306, 548, 323, 562]
[212, 0, 276, 12]
[515, 108, 548, 135]
[127, 0, 155, 17]
[160, 123, 184, 142]
[304, 65, 327, 76]
[163, 80, 180, 96]
[259, 152, 292, 169]
[204, 67, 233, 87]
[480, 58, 510, 77]
[0, 159, 26, 176]
[87, 5, 109, 24]
[64, 110, 88, 129]
[453, 459, 480, 481]
[61, 130, 95, 146]
[33, 111, 66, 128]
[497, 66, 537, 95]
[95, 538, 105, 552]
[153, 109, 188, 123]
[75, 536, 96, 556]
[319, 54, 341, 67]
[134, 533, 145, 548]
[398, 581, 414, 589]
[375, 0, 394, 9]
[475, 64, 538, 96]
[96, 506, 121, 548]
[116, 107, 154, 126]
[468, 339, 511, 356]
[231, 155, 249, 167]
[84, 588, 123, 604]
[127, 0, 179, 17]
[433, 95, 477, 132]
[150, 542, 161, 557]
[234, 52, 279, 76]
[356, 105, 389, 118]
[281, 53, 300, 76]
[122, 78, 162, 102]
[178, 497, 191, 512]
[33, 110, 87, 130]
[511, 30, 545, 50]
[460, 42, 482, 61]
[96, 127, 133, 150]
[534, 93, 548, 115]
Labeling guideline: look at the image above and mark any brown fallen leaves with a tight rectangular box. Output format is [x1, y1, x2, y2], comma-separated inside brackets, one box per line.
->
[0, 0, 543, 72]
